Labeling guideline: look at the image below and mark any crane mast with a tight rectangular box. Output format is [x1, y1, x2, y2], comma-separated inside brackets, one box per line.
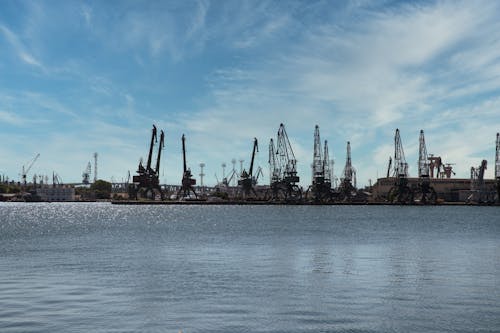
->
[323, 140, 331, 183]
[418, 130, 430, 178]
[342, 141, 355, 184]
[393, 129, 408, 178]
[337, 141, 357, 201]
[312, 125, 323, 182]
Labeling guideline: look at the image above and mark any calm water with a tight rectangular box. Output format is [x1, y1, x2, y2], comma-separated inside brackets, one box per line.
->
[1, 203, 499, 333]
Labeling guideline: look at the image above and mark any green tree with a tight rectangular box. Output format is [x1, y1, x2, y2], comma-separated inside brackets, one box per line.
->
[91, 180, 112, 199]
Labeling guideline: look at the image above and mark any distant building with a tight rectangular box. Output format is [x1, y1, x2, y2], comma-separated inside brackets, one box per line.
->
[36, 186, 75, 202]
[372, 177, 496, 202]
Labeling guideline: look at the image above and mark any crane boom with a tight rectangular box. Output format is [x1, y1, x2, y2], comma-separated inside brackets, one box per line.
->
[146, 125, 157, 172]
[155, 130, 165, 176]
[22, 153, 40, 184]
[182, 134, 187, 173]
[249, 138, 258, 176]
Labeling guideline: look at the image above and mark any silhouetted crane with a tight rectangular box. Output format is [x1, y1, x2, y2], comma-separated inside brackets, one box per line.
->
[130, 125, 164, 200]
[238, 138, 259, 198]
[177, 134, 197, 198]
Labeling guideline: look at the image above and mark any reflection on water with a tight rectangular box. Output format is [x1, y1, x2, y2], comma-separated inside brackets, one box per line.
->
[1, 202, 499, 332]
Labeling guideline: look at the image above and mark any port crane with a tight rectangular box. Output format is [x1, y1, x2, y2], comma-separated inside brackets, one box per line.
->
[414, 130, 437, 204]
[388, 129, 413, 204]
[469, 159, 491, 203]
[130, 125, 164, 200]
[338, 141, 357, 201]
[22, 153, 40, 185]
[238, 138, 259, 198]
[305, 125, 333, 202]
[82, 162, 91, 184]
[177, 134, 197, 198]
[268, 124, 302, 201]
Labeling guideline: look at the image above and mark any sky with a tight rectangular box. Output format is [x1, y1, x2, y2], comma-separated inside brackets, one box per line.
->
[1, 0, 500, 187]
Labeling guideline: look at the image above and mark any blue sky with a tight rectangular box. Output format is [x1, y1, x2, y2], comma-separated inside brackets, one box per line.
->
[1, 0, 500, 186]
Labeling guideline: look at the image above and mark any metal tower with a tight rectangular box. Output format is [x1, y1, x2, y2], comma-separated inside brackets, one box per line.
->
[199, 163, 205, 187]
[323, 140, 331, 184]
[388, 129, 412, 203]
[93, 152, 98, 182]
[231, 158, 237, 186]
[418, 130, 429, 178]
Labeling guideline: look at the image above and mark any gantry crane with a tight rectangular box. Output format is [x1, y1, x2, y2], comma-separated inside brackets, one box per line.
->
[177, 134, 197, 198]
[338, 141, 357, 201]
[388, 129, 413, 204]
[305, 126, 333, 202]
[268, 124, 302, 202]
[130, 125, 165, 200]
[414, 130, 437, 204]
[238, 138, 259, 198]
[21, 153, 40, 186]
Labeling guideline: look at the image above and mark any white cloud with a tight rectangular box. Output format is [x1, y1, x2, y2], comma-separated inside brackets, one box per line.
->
[0, 24, 45, 70]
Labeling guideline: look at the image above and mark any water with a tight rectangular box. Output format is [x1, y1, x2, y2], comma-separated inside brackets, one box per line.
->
[1, 203, 499, 333]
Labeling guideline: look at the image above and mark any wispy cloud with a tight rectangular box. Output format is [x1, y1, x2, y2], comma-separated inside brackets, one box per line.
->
[1, 0, 499, 185]
[0, 24, 45, 70]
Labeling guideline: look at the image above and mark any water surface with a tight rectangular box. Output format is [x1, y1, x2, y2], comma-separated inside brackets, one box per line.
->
[1, 203, 499, 332]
